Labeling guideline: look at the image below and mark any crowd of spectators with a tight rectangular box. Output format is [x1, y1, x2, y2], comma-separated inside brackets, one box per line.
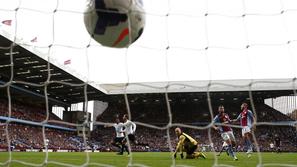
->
[0, 99, 60, 122]
[0, 97, 296, 153]
[0, 123, 82, 150]
[0, 98, 88, 151]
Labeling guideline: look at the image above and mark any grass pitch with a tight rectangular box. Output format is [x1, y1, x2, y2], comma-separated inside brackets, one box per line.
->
[0, 152, 296, 167]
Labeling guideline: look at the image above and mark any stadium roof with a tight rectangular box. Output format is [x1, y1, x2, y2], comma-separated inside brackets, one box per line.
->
[0, 32, 296, 107]
[0, 34, 110, 106]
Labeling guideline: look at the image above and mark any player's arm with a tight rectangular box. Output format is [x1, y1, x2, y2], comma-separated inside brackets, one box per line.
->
[249, 111, 256, 123]
[221, 118, 230, 124]
[131, 121, 136, 134]
[231, 113, 241, 123]
[248, 110, 255, 123]
[225, 115, 232, 124]
[213, 126, 219, 131]
[212, 116, 219, 131]
[104, 123, 115, 128]
[174, 135, 185, 158]
[248, 110, 256, 130]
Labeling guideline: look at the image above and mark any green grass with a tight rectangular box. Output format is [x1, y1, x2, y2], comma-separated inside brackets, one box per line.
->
[0, 152, 296, 167]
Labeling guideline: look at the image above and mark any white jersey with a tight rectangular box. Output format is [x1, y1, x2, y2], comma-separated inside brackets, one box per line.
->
[123, 120, 136, 135]
[113, 123, 124, 138]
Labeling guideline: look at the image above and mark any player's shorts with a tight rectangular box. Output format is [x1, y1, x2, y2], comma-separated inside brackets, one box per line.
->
[127, 134, 136, 142]
[113, 137, 124, 144]
[221, 131, 235, 141]
[242, 126, 251, 136]
[184, 143, 198, 155]
[222, 141, 228, 147]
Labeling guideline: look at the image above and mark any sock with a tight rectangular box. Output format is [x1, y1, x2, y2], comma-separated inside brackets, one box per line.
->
[121, 144, 126, 153]
[123, 145, 129, 154]
[227, 145, 235, 158]
[246, 139, 252, 151]
[224, 146, 229, 155]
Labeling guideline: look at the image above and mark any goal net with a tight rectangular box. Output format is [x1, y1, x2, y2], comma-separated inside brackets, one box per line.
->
[0, 0, 297, 166]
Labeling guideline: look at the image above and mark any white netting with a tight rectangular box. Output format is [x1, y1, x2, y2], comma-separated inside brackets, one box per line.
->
[0, 0, 297, 167]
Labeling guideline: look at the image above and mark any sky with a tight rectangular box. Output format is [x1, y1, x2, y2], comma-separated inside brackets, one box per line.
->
[1, 0, 297, 94]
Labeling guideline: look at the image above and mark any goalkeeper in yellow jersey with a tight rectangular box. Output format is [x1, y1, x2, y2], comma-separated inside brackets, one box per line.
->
[174, 127, 206, 159]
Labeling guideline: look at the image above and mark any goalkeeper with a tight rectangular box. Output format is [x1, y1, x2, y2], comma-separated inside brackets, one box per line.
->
[174, 127, 206, 159]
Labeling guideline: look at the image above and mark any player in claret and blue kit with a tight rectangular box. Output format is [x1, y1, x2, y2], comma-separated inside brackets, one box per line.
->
[232, 103, 255, 158]
[213, 105, 238, 161]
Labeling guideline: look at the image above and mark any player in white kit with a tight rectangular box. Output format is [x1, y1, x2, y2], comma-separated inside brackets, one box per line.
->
[122, 114, 138, 154]
[105, 117, 126, 155]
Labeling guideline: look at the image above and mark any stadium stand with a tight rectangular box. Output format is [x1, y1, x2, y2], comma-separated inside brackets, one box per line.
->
[0, 98, 59, 122]
[93, 100, 297, 152]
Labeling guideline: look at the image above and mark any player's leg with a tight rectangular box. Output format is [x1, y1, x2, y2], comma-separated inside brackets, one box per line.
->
[111, 138, 122, 154]
[128, 134, 149, 146]
[226, 140, 238, 160]
[243, 127, 253, 157]
[231, 137, 237, 150]
[242, 127, 250, 151]
[228, 132, 238, 160]
[129, 134, 148, 146]
[111, 138, 122, 150]
[128, 134, 136, 144]
[184, 144, 195, 159]
[193, 152, 206, 159]
[229, 131, 237, 151]
[246, 134, 253, 152]
[222, 132, 238, 160]
[276, 146, 281, 153]
[121, 138, 130, 155]
[217, 142, 228, 156]
[216, 146, 224, 156]
[123, 144, 130, 154]
[186, 144, 206, 159]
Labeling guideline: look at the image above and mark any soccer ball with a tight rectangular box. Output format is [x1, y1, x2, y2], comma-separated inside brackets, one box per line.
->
[84, 0, 145, 48]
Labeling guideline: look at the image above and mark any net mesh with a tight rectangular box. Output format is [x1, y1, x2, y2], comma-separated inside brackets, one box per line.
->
[0, 0, 297, 167]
